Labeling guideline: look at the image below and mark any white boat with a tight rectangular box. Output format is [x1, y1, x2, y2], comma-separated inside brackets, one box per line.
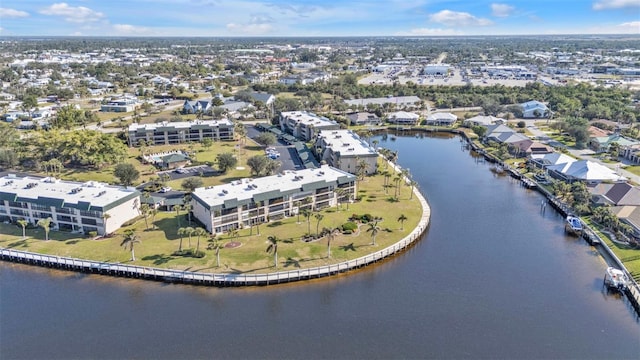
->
[604, 267, 629, 292]
[564, 215, 583, 235]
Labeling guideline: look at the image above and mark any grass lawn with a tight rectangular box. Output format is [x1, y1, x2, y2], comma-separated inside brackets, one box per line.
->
[0, 162, 424, 274]
[622, 166, 640, 177]
[583, 218, 640, 278]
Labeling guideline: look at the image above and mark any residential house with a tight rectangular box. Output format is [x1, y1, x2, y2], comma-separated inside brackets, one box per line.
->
[520, 100, 550, 118]
[546, 160, 624, 183]
[387, 111, 419, 125]
[589, 134, 640, 154]
[425, 112, 457, 126]
[191, 165, 356, 234]
[463, 115, 505, 127]
[315, 130, 378, 175]
[590, 182, 640, 206]
[182, 99, 212, 114]
[347, 112, 382, 126]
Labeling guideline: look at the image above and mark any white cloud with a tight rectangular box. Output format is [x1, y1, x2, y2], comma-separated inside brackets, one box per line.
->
[226, 22, 274, 35]
[0, 8, 29, 18]
[112, 24, 154, 36]
[491, 3, 515, 17]
[428, 10, 493, 26]
[40, 3, 105, 23]
[587, 21, 640, 34]
[593, 0, 640, 10]
[397, 28, 464, 36]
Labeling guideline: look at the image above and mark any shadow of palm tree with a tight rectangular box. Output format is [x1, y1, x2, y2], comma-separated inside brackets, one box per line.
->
[7, 239, 29, 248]
[339, 243, 357, 252]
[283, 257, 301, 268]
[66, 240, 80, 245]
[141, 254, 174, 265]
[267, 221, 283, 228]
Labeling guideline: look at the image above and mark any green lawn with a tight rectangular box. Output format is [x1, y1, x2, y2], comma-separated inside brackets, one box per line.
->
[583, 218, 640, 278]
[0, 160, 424, 274]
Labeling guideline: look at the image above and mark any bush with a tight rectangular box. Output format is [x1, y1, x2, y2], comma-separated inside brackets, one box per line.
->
[361, 214, 373, 222]
[173, 249, 206, 258]
[342, 222, 358, 232]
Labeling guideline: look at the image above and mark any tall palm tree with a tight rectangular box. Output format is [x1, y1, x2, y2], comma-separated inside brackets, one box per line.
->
[183, 203, 193, 225]
[325, 227, 338, 259]
[334, 188, 346, 210]
[139, 203, 151, 230]
[17, 219, 27, 239]
[301, 209, 312, 235]
[409, 180, 417, 199]
[175, 205, 182, 228]
[184, 226, 195, 248]
[208, 235, 222, 267]
[314, 213, 324, 237]
[194, 227, 207, 254]
[177, 227, 189, 252]
[397, 214, 408, 230]
[37, 217, 52, 241]
[366, 220, 381, 246]
[266, 235, 280, 268]
[120, 229, 141, 261]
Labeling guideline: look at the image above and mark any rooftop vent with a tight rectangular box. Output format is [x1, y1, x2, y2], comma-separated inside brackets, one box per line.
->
[25, 182, 38, 189]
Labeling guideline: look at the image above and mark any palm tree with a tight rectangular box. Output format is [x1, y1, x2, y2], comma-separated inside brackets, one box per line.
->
[194, 227, 207, 254]
[139, 203, 151, 230]
[325, 227, 339, 258]
[17, 219, 27, 239]
[120, 229, 141, 261]
[408, 180, 417, 199]
[314, 213, 324, 237]
[177, 227, 191, 252]
[184, 226, 195, 248]
[334, 188, 346, 210]
[266, 235, 280, 268]
[209, 236, 222, 267]
[175, 205, 182, 228]
[102, 213, 111, 235]
[366, 220, 381, 246]
[397, 214, 408, 230]
[301, 209, 312, 234]
[37, 217, 52, 241]
[183, 203, 193, 225]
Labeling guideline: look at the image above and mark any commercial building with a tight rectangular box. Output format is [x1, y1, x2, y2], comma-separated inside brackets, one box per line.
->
[191, 165, 356, 234]
[279, 111, 340, 141]
[0, 174, 140, 236]
[423, 64, 451, 75]
[127, 119, 234, 146]
[315, 130, 378, 175]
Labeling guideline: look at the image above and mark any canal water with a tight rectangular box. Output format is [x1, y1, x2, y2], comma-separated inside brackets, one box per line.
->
[1, 134, 639, 359]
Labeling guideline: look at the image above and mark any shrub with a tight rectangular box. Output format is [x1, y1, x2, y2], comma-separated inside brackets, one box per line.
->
[342, 222, 358, 232]
[361, 214, 373, 222]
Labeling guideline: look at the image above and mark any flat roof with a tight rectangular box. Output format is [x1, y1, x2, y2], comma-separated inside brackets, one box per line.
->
[129, 119, 233, 132]
[192, 165, 355, 209]
[317, 130, 377, 157]
[281, 111, 338, 128]
[344, 96, 421, 107]
[0, 175, 139, 211]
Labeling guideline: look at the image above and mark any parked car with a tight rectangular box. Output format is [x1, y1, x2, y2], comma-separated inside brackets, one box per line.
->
[159, 187, 172, 193]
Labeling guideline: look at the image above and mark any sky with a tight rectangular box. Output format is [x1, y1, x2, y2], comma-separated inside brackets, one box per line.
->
[0, 0, 638, 37]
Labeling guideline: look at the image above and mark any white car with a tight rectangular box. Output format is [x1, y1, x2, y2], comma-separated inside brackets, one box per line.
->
[159, 187, 172, 193]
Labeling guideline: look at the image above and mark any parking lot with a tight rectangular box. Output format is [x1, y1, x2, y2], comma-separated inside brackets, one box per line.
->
[246, 125, 305, 171]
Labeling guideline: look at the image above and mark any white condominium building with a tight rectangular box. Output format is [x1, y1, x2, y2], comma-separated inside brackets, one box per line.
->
[191, 165, 356, 234]
[279, 111, 340, 142]
[127, 119, 234, 146]
[0, 174, 140, 236]
[315, 130, 378, 175]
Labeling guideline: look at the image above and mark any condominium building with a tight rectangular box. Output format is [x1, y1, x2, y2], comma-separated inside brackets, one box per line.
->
[0, 174, 140, 236]
[127, 119, 234, 146]
[315, 130, 378, 175]
[279, 111, 340, 142]
[191, 165, 356, 234]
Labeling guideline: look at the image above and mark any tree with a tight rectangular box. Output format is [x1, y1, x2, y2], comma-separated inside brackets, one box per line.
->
[301, 208, 312, 234]
[366, 220, 381, 246]
[209, 236, 222, 267]
[325, 227, 339, 259]
[114, 163, 140, 187]
[177, 227, 189, 252]
[37, 217, 52, 241]
[201, 138, 213, 151]
[120, 229, 141, 261]
[194, 227, 208, 255]
[181, 177, 203, 193]
[314, 213, 324, 237]
[139, 203, 151, 230]
[266, 235, 280, 268]
[247, 155, 269, 176]
[17, 219, 27, 239]
[254, 133, 277, 147]
[397, 214, 408, 230]
[183, 203, 193, 225]
[184, 226, 195, 248]
[216, 152, 237, 173]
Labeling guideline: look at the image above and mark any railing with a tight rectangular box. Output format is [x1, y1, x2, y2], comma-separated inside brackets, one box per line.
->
[0, 174, 431, 287]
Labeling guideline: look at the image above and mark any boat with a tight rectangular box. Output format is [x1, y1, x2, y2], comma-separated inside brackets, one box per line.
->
[564, 215, 583, 235]
[604, 267, 629, 292]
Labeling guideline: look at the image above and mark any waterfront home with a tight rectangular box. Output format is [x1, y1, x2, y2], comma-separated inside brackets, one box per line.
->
[0, 174, 140, 236]
[547, 160, 624, 183]
[530, 152, 577, 169]
[463, 115, 505, 127]
[315, 130, 378, 175]
[387, 111, 419, 125]
[425, 112, 457, 126]
[191, 165, 356, 234]
[347, 112, 382, 126]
